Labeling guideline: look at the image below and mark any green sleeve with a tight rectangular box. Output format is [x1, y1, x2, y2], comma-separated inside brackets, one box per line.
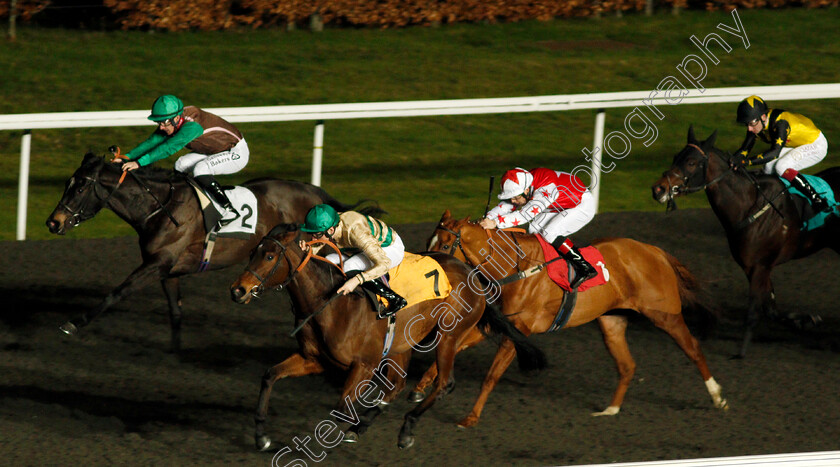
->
[129, 122, 204, 167]
[125, 131, 166, 162]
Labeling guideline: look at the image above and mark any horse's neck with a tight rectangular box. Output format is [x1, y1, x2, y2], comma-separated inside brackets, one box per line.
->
[106, 173, 183, 227]
[465, 229, 535, 279]
[704, 154, 759, 228]
[286, 259, 350, 328]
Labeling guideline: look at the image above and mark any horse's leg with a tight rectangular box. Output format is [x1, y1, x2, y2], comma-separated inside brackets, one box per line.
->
[398, 335, 457, 449]
[337, 361, 379, 443]
[593, 314, 635, 416]
[60, 260, 170, 336]
[738, 267, 772, 358]
[645, 310, 729, 410]
[456, 337, 517, 428]
[161, 277, 182, 353]
[255, 353, 324, 451]
[346, 352, 411, 442]
[409, 326, 485, 402]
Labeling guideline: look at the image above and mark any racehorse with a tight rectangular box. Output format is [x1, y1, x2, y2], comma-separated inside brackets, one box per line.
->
[46, 152, 368, 352]
[413, 210, 728, 428]
[651, 126, 840, 358]
[229, 223, 546, 450]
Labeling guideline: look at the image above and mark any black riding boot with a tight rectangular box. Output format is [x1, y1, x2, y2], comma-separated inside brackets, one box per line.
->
[196, 175, 239, 225]
[552, 237, 597, 290]
[789, 173, 831, 213]
[361, 278, 407, 319]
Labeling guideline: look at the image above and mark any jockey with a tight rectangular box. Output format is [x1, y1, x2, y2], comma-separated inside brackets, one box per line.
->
[734, 95, 831, 212]
[120, 94, 250, 227]
[480, 167, 597, 289]
[299, 204, 407, 319]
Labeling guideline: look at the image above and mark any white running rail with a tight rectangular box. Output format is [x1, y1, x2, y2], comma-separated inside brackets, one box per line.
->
[6, 83, 840, 240]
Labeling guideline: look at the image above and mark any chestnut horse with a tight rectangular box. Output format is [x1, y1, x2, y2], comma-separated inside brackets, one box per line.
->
[229, 223, 545, 450]
[651, 127, 840, 358]
[412, 210, 728, 428]
[46, 153, 366, 352]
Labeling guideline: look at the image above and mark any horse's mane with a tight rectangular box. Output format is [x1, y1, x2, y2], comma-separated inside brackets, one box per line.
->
[83, 153, 186, 184]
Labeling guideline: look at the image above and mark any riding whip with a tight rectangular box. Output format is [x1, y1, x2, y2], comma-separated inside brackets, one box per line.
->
[483, 176, 495, 218]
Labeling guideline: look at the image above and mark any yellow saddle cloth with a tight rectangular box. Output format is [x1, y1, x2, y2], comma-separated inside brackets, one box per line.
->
[382, 252, 452, 308]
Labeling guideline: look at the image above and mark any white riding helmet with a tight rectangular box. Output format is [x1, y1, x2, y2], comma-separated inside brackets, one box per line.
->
[498, 167, 533, 200]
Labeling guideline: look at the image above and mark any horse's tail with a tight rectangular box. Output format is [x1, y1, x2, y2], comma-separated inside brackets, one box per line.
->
[664, 251, 719, 339]
[478, 299, 547, 372]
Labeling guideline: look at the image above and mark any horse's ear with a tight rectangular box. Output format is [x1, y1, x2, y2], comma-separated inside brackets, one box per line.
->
[703, 129, 718, 149]
[464, 215, 471, 222]
[440, 209, 451, 222]
[82, 152, 100, 165]
[687, 125, 698, 145]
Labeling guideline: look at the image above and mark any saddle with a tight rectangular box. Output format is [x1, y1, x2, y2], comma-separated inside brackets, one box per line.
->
[779, 174, 838, 231]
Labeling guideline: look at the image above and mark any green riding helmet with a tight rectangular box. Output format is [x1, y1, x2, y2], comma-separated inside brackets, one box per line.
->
[736, 95, 768, 125]
[300, 204, 340, 233]
[148, 95, 184, 122]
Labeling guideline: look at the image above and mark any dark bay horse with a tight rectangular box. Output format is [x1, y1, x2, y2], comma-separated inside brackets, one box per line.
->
[229, 223, 545, 450]
[651, 127, 840, 358]
[46, 153, 363, 352]
[414, 210, 728, 428]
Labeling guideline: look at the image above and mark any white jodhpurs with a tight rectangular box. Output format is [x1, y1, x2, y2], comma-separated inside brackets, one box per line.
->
[763, 132, 828, 176]
[323, 233, 406, 276]
[175, 138, 250, 176]
[527, 190, 596, 243]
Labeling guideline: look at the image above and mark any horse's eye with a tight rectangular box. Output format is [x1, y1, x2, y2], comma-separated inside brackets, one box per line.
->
[442, 245, 450, 250]
[265, 254, 274, 261]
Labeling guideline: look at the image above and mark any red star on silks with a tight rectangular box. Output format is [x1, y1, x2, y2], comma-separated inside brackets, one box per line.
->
[540, 189, 550, 197]
[530, 206, 540, 215]
[497, 214, 506, 223]
[512, 218, 521, 226]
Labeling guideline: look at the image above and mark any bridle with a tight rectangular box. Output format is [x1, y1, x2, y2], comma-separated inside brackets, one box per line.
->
[58, 161, 124, 227]
[435, 222, 526, 278]
[244, 236, 345, 298]
[662, 143, 731, 197]
[59, 159, 179, 228]
[435, 223, 470, 260]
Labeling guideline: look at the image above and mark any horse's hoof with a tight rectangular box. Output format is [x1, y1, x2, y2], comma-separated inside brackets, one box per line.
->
[343, 431, 359, 444]
[255, 435, 272, 451]
[398, 435, 415, 450]
[59, 322, 78, 336]
[407, 391, 425, 403]
[456, 416, 478, 429]
[718, 399, 730, 411]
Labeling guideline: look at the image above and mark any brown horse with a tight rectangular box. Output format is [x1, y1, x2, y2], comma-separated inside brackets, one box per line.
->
[229, 223, 545, 450]
[45, 153, 367, 352]
[412, 210, 728, 428]
[651, 127, 840, 358]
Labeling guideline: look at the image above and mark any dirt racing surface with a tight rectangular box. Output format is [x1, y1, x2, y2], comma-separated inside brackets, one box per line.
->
[2, 208, 840, 466]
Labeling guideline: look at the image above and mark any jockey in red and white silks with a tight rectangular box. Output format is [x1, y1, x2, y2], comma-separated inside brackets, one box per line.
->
[481, 167, 597, 289]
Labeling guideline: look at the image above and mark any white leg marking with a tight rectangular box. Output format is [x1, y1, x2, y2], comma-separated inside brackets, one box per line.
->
[592, 406, 620, 417]
[705, 377, 729, 410]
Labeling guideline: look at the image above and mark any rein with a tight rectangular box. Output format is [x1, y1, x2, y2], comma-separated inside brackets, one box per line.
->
[669, 144, 786, 229]
[244, 236, 347, 336]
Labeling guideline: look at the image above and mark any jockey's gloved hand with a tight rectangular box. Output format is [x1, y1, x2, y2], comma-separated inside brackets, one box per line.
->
[733, 152, 751, 168]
